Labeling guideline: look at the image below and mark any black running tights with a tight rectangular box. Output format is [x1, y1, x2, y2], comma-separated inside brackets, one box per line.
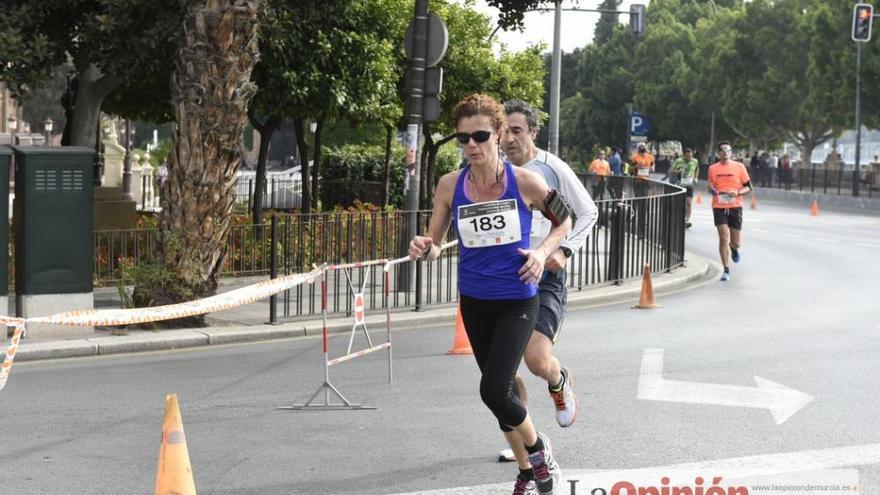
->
[459, 294, 539, 432]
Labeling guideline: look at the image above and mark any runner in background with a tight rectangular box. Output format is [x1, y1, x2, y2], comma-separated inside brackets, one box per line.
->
[588, 149, 611, 200]
[707, 141, 752, 282]
[670, 147, 700, 228]
[630, 144, 655, 234]
[500, 100, 599, 468]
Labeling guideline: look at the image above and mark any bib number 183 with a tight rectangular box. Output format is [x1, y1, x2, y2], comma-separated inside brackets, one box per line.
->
[469, 215, 506, 232]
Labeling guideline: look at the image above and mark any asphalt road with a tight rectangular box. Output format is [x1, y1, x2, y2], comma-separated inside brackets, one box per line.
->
[2, 199, 878, 495]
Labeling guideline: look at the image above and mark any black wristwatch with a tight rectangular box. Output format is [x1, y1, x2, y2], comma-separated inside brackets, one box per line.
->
[560, 246, 573, 258]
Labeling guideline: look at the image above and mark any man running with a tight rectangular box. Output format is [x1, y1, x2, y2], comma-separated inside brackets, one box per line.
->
[670, 147, 700, 228]
[707, 141, 752, 282]
[500, 99, 598, 463]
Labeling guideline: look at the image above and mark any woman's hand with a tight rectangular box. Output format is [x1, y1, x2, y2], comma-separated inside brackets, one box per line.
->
[517, 247, 546, 285]
[409, 236, 434, 260]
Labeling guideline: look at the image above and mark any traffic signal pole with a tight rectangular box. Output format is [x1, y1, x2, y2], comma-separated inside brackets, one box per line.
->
[399, 0, 428, 291]
[851, 3, 874, 197]
[854, 41, 862, 197]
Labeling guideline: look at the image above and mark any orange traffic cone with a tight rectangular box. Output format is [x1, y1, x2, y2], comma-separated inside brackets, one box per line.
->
[810, 199, 819, 217]
[632, 264, 662, 309]
[155, 394, 196, 495]
[694, 193, 702, 204]
[447, 304, 473, 355]
[750, 194, 757, 210]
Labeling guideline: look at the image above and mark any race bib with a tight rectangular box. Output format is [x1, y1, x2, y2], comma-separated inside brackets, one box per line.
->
[680, 177, 695, 186]
[530, 210, 551, 239]
[457, 199, 522, 248]
[718, 192, 736, 205]
[637, 167, 650, 177]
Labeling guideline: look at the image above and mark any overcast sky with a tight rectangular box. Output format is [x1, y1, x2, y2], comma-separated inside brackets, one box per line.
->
[472, 0, 651, 53]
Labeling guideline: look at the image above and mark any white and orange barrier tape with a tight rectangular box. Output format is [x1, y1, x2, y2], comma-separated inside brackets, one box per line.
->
[0, 267, 325, 391]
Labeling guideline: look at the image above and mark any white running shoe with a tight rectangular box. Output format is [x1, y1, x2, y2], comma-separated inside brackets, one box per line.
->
[529, 432, 561, 495]
[512, 475, 538, 495]
[549, 367, 579, 427]
[498, 448, 516, 462]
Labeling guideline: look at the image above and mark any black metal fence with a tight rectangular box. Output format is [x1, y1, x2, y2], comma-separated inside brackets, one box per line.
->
[271, 175, 686, 322]
[90, 176, 686, 320]
[753, 167, 879, 198]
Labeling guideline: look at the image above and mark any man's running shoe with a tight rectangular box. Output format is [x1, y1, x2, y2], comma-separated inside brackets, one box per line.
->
[720, 271, 730, 282]
[731, 248, 740, 263]
[512, 475, 537, 495]
[549, 367, 578, 427]
[529, 432, 561, 495]
[498, 448, 516, 462]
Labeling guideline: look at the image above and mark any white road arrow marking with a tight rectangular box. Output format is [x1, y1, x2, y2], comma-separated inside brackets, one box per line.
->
[637, 348, 814, 425]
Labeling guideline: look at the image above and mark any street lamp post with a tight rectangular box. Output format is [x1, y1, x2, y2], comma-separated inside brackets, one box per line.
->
[93, 117, 104, 186]
[43, 117, 53, 147]
[122, 119, 134, 200]
[7, 116, 17, 146]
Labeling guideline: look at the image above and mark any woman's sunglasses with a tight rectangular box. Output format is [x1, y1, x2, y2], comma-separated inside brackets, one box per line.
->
[455, 130, 493, 145]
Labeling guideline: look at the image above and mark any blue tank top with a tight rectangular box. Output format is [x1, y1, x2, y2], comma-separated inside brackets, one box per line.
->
[453, 161, 536, 300]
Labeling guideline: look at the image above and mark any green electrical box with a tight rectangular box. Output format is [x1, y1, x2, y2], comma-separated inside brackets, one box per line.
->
[12, 146, 94, 297]
[0, 147, 9, 297]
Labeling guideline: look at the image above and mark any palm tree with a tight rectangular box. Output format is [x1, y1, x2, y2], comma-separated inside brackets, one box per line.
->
[136, 0, 261, 322]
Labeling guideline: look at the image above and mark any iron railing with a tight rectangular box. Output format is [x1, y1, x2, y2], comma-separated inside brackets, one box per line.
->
[752, 166, 878, 198]
[90, 176, 686, 320]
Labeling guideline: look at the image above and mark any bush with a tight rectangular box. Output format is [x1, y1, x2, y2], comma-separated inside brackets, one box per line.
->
[321, 144, 406, 207]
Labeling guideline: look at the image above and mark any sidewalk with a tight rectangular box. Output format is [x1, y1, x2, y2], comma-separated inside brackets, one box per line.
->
[12, 252, 716, 362]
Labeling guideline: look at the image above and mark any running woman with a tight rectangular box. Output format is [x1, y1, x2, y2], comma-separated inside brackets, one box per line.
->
[707, 141, 752, 282]
[409, 94, 572, 495]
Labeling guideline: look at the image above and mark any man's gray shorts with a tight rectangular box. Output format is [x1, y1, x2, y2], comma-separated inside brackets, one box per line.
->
[535, 270, 567, 343]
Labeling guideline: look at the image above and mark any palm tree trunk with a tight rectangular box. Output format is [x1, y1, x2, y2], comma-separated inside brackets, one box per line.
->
[140, 0, 261, 322]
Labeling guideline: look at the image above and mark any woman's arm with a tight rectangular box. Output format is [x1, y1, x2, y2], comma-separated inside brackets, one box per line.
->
[408, 172, 456, 261]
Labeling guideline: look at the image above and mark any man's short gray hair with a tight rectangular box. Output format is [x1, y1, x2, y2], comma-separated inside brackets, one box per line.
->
[503, 99, 540, 132]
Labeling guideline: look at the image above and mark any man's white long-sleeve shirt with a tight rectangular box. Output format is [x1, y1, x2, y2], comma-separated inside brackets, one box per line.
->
[523, 149, 598, 253]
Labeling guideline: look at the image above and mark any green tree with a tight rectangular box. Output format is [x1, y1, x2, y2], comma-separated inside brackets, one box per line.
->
[594, 0, 622, 45]
[0, 0, 181, 146]
[248, 0, 406, 218]
[416, 1, 545, 209]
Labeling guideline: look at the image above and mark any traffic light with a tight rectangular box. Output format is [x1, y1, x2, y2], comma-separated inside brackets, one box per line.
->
[853, 3, 873, 42]
[630, 4, 646, 37]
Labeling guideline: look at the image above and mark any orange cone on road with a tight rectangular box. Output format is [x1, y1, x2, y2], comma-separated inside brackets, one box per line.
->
[447, 304, 472, 355]
[155, 394, 196, 495]
[810, 199, 819, 217]
[750, 194, 757, 210]
[694, 193, 703, 204]
[632, 264, 662, 309]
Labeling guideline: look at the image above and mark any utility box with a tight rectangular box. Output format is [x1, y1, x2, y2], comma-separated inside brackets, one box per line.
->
[0, 148, 9, 304]
[12, 146, 94, 338]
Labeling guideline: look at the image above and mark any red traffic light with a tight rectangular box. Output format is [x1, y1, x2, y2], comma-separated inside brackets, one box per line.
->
[853, 3, 874, 42]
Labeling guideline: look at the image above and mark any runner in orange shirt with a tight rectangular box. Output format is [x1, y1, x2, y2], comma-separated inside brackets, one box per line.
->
[630, 144, 655, 180]
[588, 149, 611, 199]
[707, 141, 752, 282]
[630, 144, 654, 234]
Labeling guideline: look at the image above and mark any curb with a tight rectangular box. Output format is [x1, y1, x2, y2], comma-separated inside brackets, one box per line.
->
[13, 252, 714, 363]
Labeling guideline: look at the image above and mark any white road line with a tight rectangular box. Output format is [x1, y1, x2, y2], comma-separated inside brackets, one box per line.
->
[752, 228, 769, 233]
[856, 243, 880, 248]
[810, 237, 839, 243]
[394, 443, 880, 494]
[779, 233, 803, 238]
